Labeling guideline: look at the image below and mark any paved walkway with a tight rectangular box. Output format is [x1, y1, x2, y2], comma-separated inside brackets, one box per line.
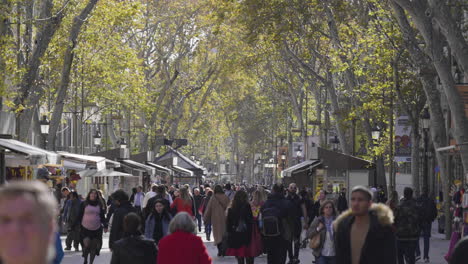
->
[61, 225, 450, 264]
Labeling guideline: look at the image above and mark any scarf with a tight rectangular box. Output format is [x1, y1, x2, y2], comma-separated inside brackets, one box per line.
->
[324, 216, 334, 240]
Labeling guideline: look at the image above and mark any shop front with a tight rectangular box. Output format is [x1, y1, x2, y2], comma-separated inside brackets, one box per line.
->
[0, 138, 60, 183]
[282, 147, 374, 199]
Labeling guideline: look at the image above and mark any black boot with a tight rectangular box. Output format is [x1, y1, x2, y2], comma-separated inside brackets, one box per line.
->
[217, 243, 224, 257]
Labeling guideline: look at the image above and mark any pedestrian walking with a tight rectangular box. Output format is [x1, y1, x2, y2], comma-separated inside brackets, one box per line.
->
[260, 183, 293, 264]
[132, 186, 145, 213]
[415, 191, 438, 263]
[285, 183, 308, 264]
[144, 185, 172, 220]
[129, 187, 137, 205]
[250, 190, 265, 254]
[142, 185, 157, 210]
[203, 188, 214, 241]
[313, 190, 327, 218]
[110, 213, 158, 264]
[170, 186, 195, 216]
[394, 187, 421, 264]
[377, 185, 387, 203]
[144, 199, 172, 244]
[336, 188, 348, 214]
[157, 212, 212, 264]
[203, 184, 230, 256]
[65, 191, 82, 251]
[225, 190, 262, 264]
[334, 185, 397, 264]
[307, 200, 337, 264]
[225, 183, 236, 200]
[60, 187, 71, 233]
[109, 189, 136, 251]
[194, 188, 205, 232]
[0, 181, 59, 264]
[386, 190, 400, 212]
[78, 189, 108, 264]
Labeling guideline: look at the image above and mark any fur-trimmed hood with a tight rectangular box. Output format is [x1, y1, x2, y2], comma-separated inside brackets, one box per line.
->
[333, 203, 394, 231]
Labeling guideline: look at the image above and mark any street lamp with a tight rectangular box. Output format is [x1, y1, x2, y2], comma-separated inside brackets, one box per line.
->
[332, 136, 339, 152]
[40, 115, 50, 135]
[371, 124, 381, 187]
[371, 124, 381, 141]
[39, 115, 50, 149]
[93, 129, 102, 152]
[421, 107, 430, 193]
[119, 137, 127, 148]
[281, 151, 287, 170]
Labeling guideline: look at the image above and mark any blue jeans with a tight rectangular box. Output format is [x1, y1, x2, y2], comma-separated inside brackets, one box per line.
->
[316, 256, 336, 264]
[415, 222, 432, 259]
[195, 213, 202, 231]
[205, 223, 212, 238]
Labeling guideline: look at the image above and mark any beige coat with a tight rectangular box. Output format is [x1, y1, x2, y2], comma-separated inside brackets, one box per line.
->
[203, 193, 230, 244]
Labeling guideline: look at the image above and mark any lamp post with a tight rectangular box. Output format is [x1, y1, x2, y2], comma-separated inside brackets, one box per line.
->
[421, 107, 430, 193]
[371, 124, 381, 187]
[40, 115, 50, 149]
[256, 158, 262, 184]
[93, 129, 102, 152]
[295, 145, 303, 164]
[119, 137, 127, 149]
[371, 124, 381, 141]
[281, 151, 286, 171]
[332, 135, 339, 152]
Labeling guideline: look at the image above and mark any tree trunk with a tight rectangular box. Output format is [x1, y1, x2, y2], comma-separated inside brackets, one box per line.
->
[391, 0, 451, 239]
[393, 0, 468, 177]
[411, 129, 421, 197]
[328, 72, 351, 154]
[47, 0, 99, 150]
[15, 0, 65, 141]
[428, 0, 468, 77]
[0, 0, 10, 110]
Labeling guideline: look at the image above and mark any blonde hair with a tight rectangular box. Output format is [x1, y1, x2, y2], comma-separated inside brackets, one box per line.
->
[251, 190, 265, 206]
[179, 187, 191, 204]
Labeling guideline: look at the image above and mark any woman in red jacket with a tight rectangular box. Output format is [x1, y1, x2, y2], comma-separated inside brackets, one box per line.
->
[170, 187, 194, 217]
[157, 212, 212, 264]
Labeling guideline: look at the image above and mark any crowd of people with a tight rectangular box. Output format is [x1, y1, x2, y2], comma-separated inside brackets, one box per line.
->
[1, 180, 468, 264]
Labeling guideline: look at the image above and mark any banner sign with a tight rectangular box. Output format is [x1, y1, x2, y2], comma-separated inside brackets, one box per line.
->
[394, 116, 411, 162]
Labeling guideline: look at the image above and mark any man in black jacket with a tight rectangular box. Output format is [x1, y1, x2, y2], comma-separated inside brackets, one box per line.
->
[335, 185, 397, 264]
[110, 212, 157, 264]
[415, 190, 438, 263]
[193, 188, 204, 232]
[285, 183, 307, 264]
[109, 190, 136, 250]
[394, 187, 421, 264]
[261, 184, 293, 264]
[65, 191, 82, 251]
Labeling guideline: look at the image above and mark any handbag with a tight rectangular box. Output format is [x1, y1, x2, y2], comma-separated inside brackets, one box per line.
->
[309, 233, 321, 249]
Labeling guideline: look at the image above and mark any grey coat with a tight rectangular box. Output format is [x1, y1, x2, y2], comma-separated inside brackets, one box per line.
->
[307, 216, 335, 257]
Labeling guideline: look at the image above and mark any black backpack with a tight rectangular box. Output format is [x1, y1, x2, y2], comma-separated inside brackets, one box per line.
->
[261, 206, 282, 237]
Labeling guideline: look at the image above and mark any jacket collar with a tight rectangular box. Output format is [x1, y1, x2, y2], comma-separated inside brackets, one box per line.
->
[333, 203, 394, 231]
